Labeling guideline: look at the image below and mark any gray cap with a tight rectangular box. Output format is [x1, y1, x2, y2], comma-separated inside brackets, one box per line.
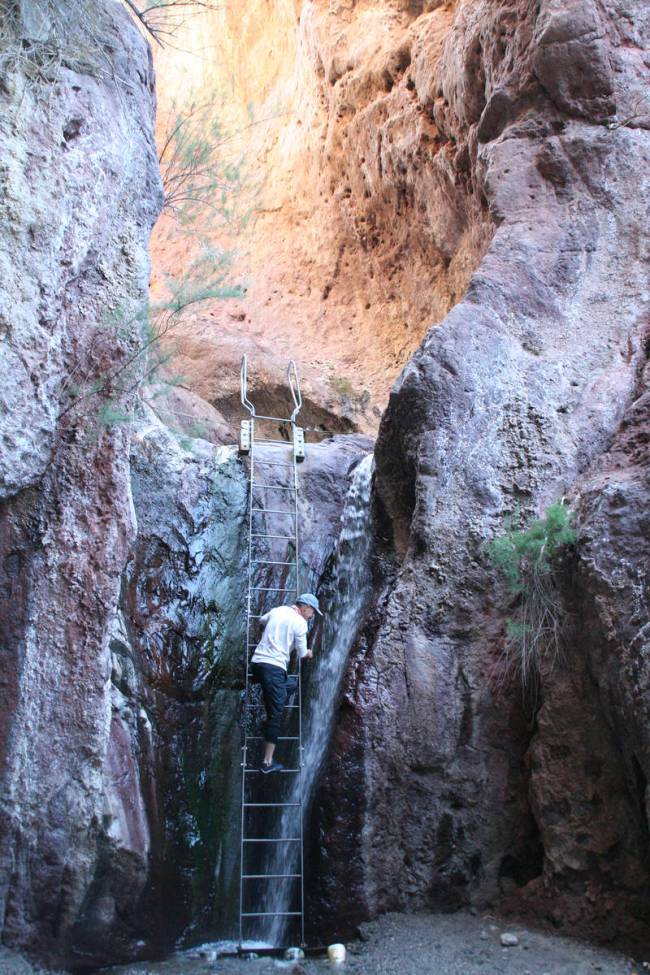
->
[297, 592, 322, 616]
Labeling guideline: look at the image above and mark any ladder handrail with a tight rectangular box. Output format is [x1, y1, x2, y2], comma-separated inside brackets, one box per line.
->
[287, 359, 302, 423]
[240, 355, 303, 423]
[240, 354, 256, 417]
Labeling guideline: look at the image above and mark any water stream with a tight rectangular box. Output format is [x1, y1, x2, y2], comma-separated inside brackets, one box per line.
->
[262, 451, 375, 944]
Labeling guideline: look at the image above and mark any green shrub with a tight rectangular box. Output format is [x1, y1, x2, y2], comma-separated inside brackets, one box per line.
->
[486, 502, 576, 689]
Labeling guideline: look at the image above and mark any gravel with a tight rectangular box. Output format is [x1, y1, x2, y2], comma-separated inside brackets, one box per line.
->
[100, 910, 644, 975]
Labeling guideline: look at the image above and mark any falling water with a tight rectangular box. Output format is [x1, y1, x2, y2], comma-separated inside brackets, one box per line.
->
[263, 451, 375, 944]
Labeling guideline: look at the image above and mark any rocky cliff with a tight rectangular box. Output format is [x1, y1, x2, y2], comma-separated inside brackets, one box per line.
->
[309, 0, 650, 949]
[0, 4, 371, 966]
[0, 0, 162, 967]
[522, 350, 650, 941]
[0, 35, 368, 948]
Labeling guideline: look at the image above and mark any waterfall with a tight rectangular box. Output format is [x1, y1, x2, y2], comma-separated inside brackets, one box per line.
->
[174, 447, 375, 957]
[263, 451, 375, 944]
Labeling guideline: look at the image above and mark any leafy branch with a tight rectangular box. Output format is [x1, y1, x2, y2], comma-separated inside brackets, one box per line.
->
[158, 99, 246, 224]
[58, 247, 244, 435]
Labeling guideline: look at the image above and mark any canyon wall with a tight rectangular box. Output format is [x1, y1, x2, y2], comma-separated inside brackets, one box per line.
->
[0, 0, 163, 966]
[151, 0, 494, 437]
[310, 0, 650, 948]
[0, 11, 368, 946]
[522, 350, 650, 941]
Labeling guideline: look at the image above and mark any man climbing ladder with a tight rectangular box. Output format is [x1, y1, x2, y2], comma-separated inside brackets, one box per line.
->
[251, 594, 322, 772]
[238, 354, 312, 948]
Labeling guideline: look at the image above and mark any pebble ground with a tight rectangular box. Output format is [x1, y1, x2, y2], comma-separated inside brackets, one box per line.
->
[100, 910, 645, 975]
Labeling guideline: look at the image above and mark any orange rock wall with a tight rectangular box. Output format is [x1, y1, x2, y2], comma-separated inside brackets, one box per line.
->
[152, 0, 493, 435]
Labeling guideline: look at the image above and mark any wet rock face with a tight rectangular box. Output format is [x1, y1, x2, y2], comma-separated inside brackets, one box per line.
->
[107, 421, 371, 959]
[97, 417, 250, 962]
[313, 0, 650, 946]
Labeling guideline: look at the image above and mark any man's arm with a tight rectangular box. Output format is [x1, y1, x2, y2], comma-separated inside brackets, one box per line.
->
[293, 623, 312, 659]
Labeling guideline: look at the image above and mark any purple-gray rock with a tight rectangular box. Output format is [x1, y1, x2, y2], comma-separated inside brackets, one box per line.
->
[0, 0, 162, 967]
[310, 0, 650, 949]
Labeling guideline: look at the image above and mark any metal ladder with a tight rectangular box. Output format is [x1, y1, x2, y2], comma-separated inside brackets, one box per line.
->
[238, 355, 306, 950]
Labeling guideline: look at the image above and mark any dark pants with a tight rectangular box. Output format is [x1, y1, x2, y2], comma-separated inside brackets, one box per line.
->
[251, 662, 293, 745]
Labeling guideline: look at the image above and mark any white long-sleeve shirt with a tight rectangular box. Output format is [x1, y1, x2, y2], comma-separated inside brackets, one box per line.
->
[251, 605, 309, 672]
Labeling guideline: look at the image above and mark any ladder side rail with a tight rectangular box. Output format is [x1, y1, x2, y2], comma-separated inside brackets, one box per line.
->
[240, 354, 256, 417]
[239, 415, 256, 948]
[242, 353, 302, 424]
[291, 417, 306, 947]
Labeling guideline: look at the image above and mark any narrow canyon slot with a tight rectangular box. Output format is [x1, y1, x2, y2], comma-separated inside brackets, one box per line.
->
[0, 1, 649, 973]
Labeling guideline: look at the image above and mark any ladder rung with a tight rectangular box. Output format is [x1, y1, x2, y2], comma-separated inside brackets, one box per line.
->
[250, 613, 302, 619]
[246, 670, 300, 681]
[242, 874, 302, 880]
[244, 767, 301, 773]
[243, 802, 301, 808]
[241, 911, 302, 917]
[251, 485, 296, 492]
[250, 533, 295, 540]
[251, 507, 296, 515]
[249, 414, 294, 423]
[252, 559, 296, 566]
[249, 589, 297, 596]
[246, 736, 300, 741]
[252, 460, 294, 468]
[252, 439, 292, 446]
[243, 837, 301, 843]
[245, 703, 299, 708]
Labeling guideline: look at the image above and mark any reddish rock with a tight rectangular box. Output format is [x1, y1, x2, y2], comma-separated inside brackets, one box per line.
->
[517, 350, 650, 943]
[150, 0, 495, 435]
[311, 0, 650, 949]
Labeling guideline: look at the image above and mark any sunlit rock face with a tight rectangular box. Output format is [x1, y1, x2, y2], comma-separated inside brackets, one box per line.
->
[152, 1, 494, 437]
[310, 0, 650, 948]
